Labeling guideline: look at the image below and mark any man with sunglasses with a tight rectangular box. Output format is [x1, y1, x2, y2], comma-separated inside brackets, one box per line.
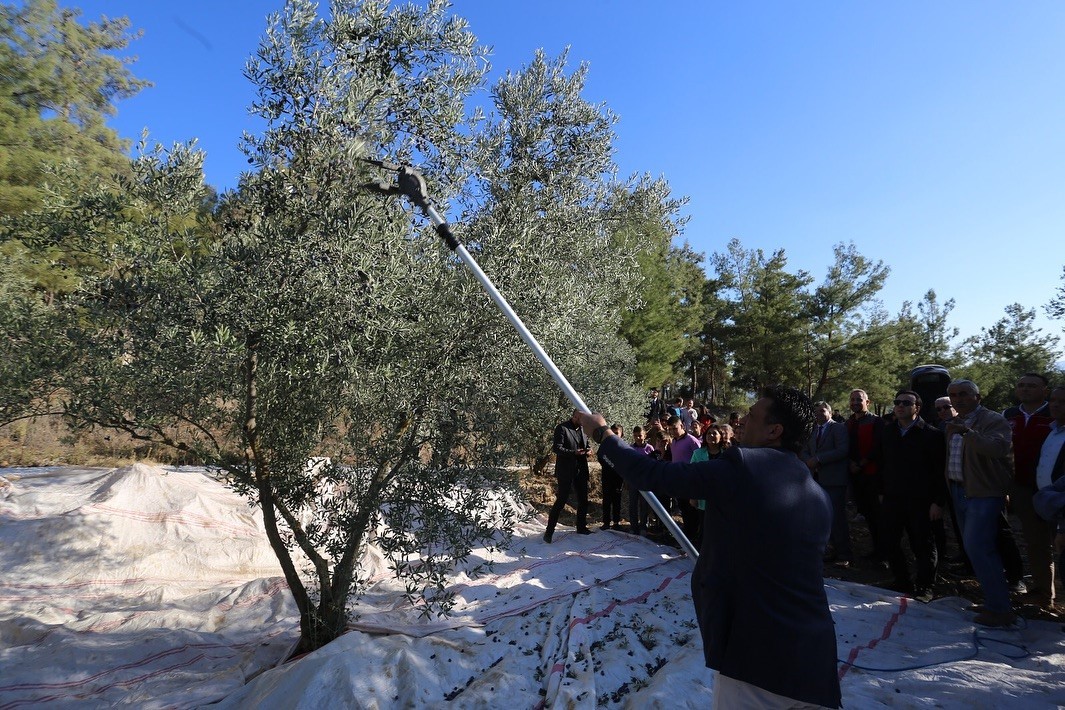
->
[879, 391, 946, 602]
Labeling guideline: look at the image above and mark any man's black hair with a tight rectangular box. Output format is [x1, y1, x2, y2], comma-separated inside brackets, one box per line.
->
[667, 415, 682, 426]
[762, 385, 813, 454]
[1020, 372, 1050, 386]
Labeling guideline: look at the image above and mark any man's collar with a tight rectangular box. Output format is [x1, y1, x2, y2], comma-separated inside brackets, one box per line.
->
[1020, 401, 1049, 416]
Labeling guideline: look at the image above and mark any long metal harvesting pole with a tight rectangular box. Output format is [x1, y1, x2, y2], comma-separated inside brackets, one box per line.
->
[372, 165, 697, 560]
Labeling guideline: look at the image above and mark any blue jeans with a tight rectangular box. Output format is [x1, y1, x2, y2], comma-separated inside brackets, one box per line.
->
[822, 484, 852, 560]
[949, 482, 1011, 613]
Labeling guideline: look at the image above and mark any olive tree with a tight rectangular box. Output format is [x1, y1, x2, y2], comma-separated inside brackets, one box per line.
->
[24, 0, 646, 654]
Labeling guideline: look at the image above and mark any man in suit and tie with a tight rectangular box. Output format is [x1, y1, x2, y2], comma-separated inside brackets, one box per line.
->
[804, 401, 853, 567]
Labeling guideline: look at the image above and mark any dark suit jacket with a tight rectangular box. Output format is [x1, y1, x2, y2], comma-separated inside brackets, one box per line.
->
[646, 396, 666, 421]
[803, 420, 850, 487]
[598, 438, 842, 708]
[552, 420, 588, 477]
[881, 419, 948, 506]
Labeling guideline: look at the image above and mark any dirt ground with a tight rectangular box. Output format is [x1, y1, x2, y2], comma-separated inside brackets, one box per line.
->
[522, 460, 1063, 624]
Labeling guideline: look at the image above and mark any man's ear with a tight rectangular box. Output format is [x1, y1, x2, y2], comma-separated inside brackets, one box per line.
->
[768, 422, 784, 442]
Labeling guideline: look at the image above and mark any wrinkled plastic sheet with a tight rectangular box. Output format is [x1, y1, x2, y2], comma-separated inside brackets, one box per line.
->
[2, 465, 1063, 709]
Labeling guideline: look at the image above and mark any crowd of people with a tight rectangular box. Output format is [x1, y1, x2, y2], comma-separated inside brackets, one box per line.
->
[545, 377, 1065, 627]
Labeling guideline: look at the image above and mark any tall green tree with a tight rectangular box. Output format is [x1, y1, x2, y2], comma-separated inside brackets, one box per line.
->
[465, 47, 646, 468]
[804, 242, 891, 402]
[958, 303, 1063, 410]
[0, 0, 147, 216]
[711, 238, 812, 394]
[894, 289, 961, 370]
[31, 0, 647, 656]
[691, 277, 737, 406]
[608, 177, 702, 392]
[1, 0, 149, 313]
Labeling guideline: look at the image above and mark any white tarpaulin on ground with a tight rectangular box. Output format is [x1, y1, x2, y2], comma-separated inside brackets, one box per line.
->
[1, 465, 1063, 708]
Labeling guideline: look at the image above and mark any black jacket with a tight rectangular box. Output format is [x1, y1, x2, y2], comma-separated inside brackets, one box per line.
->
[598, 438, 841, 708]
[552, 420, 589, 476]
[880, 418, 947, 506]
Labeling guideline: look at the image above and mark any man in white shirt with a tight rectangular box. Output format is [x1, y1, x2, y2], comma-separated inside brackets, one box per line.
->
[1035, 385, 1065, 593]
[1036, 386, 1065, 491]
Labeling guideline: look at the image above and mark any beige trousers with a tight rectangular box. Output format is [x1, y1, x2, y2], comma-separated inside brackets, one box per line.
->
[712, 672, 835, 710]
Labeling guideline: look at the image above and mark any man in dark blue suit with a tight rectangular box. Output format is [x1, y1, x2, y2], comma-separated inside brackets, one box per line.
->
[583, 386, 841, 709]
[803, 401, 852, 568]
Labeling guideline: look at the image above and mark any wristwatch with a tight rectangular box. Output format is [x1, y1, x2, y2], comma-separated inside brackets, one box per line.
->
[592, 424, 612, 444]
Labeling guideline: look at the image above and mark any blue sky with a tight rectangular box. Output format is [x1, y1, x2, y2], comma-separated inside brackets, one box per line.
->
[75, 0, 1065, 349]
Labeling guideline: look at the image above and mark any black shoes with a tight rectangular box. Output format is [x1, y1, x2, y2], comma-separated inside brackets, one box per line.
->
[544, 527, 593, 542]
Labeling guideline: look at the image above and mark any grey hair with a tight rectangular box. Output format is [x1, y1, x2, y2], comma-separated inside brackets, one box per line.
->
[948, 379, 980, 395]
[813, 400, 832, 413]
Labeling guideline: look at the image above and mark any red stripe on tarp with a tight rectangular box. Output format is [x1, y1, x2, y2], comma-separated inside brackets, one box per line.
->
[838, 596, 908, 680]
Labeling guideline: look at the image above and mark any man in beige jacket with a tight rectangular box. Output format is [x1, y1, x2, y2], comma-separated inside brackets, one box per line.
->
[944, 379, 1016, 626]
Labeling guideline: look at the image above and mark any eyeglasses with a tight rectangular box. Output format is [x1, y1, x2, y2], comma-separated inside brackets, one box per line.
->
[893, 400, 916, 407]
[935, 405, 953, 411]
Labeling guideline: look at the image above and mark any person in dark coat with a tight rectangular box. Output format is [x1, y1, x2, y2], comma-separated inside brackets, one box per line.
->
[544, 411, 591, 543]
[646, 388, 666, 423]
[597, 424, 624, 530]
[803, 401, 852, 567]
[879, 390, 947, 601]
[582, 386, 842, 709]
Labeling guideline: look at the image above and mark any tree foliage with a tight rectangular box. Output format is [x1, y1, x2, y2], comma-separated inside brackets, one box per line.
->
[0, 0, 147, 216]
[0, 243, 68, 425]
[14, 0, 648, 655]
[1, 0, 150, 316]
[610, 178, 701, 391]
[957, 303, 1063, 410]
[709, 239, 812, 394]
[804, 242, 891, 401]
[1047, 265, 1065, 321]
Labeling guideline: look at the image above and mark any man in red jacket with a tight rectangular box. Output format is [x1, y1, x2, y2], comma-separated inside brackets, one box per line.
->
[1003, 373, 1056, 613]
[847, 389, 886, 566]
